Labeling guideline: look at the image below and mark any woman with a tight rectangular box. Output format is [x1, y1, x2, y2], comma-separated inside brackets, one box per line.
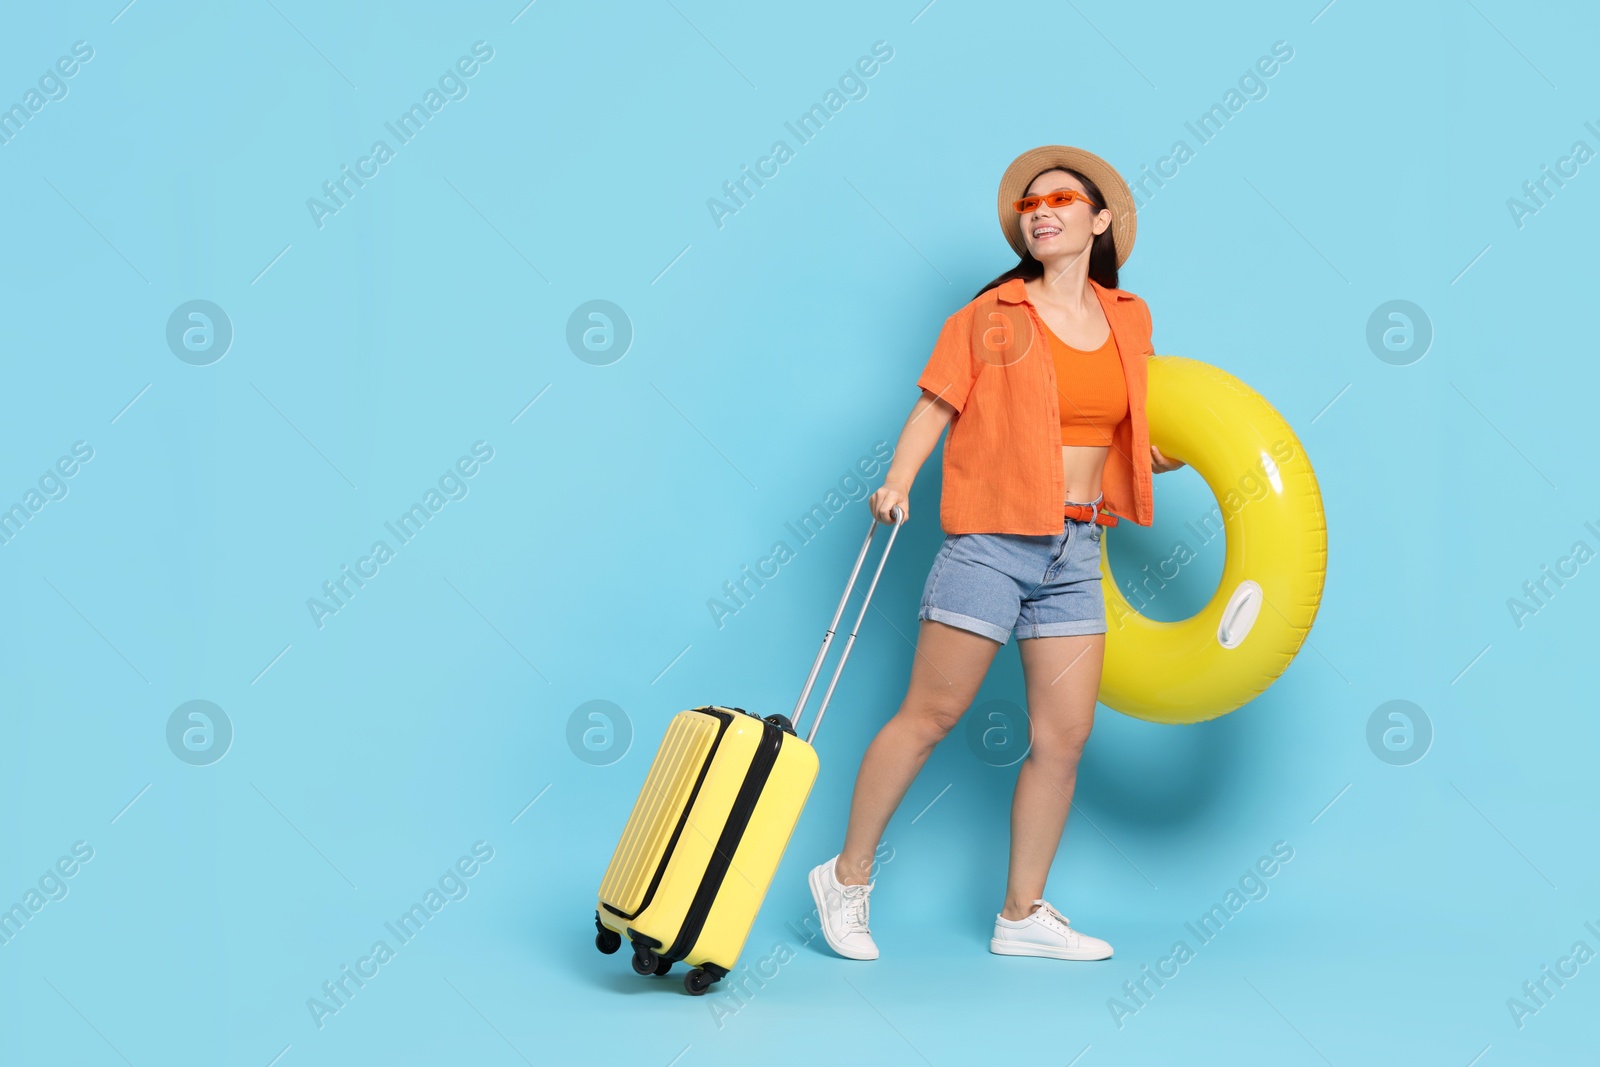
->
[807, 145, 1183, 962]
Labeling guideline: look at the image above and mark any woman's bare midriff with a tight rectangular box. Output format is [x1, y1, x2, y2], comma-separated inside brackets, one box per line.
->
[1062, 444, 1109, 503]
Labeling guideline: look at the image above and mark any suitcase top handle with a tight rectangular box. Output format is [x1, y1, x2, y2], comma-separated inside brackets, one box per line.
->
[790, 506, 904, 745]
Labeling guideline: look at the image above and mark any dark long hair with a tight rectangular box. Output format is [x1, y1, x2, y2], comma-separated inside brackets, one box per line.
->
[973, 167, 1120, 301]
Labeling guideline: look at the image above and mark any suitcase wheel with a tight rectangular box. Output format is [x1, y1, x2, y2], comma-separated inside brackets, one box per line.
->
[684, 968, 716, 996]
[594, 913, 622, 955]
[630, 941, 672, 977]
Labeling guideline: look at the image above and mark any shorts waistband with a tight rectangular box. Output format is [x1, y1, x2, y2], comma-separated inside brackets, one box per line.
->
[1063, 493, 1117, 527]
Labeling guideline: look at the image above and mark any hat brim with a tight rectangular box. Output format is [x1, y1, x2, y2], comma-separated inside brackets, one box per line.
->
[997, 145, 1136, 268]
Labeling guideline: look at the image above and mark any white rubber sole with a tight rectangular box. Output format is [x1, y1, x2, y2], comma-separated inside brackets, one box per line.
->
[807, 863, 879, 961]
[989, 937, 1113, 961]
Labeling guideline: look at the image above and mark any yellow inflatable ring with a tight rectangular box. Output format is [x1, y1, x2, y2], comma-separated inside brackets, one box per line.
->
[1099, 356, 1327, 724]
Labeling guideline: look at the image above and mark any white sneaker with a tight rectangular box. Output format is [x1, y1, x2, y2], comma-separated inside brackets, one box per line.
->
[990, 899, 1113, 960]
[807, 855, 879, 960]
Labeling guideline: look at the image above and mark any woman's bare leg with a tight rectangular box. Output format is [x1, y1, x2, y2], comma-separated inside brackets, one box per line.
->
[999, 633, 1104, 918]
[834, 619, 1000, 884]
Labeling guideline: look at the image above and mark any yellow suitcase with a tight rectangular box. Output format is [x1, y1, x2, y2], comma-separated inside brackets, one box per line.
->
[594, 508, 904, 995]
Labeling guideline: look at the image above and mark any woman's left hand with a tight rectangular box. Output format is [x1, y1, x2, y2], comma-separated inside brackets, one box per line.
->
[1151, 444, 1185, 473]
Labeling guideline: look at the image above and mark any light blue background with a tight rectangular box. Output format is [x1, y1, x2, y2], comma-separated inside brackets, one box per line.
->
[2, 1, 1596, 1064]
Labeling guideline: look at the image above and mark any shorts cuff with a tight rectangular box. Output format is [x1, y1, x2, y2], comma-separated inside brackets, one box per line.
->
[1016, 619, 1107, 639]
[918, 607, 1011, 645]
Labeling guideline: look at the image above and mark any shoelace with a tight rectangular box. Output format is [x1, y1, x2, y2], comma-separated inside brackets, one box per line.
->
[840, 883, 873, 931]
[1029, 899, 1076, 938]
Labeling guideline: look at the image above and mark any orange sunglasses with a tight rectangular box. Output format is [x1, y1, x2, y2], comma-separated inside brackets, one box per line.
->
[1013, 189, 1100, 214]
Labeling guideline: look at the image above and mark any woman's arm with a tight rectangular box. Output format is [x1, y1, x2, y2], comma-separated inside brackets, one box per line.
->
[1151, 444, 1185, 473]
[1140, 298, 1183, 472]
[867, 390, 956, 523]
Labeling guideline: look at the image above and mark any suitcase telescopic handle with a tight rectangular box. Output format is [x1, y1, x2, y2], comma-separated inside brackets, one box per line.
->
[790, 505, 905, 745]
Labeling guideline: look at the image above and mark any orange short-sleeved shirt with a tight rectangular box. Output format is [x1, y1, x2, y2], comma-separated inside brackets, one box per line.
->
[915, 277, 1155, 535]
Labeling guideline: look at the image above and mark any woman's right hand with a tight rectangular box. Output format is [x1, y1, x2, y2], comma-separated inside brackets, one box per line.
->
[868, 481, 909, 524]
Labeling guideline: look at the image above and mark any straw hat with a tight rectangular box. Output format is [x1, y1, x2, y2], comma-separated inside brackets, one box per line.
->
[996, 145, 1136, 267]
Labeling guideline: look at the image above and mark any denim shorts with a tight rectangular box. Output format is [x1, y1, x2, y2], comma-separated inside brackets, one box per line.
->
[917, 518, 1106, 644]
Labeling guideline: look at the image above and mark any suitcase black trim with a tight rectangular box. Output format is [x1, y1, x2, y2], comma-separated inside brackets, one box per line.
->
[664, 717, 785, 962]
[623, 926, 660, 950]
[601, 707, 734, 924]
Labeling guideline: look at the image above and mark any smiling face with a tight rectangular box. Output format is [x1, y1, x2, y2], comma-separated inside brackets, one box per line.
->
[1020, 169, 1111, 264]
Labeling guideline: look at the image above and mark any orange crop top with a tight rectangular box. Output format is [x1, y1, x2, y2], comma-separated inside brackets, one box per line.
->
[1044, 323, 1127, 446]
